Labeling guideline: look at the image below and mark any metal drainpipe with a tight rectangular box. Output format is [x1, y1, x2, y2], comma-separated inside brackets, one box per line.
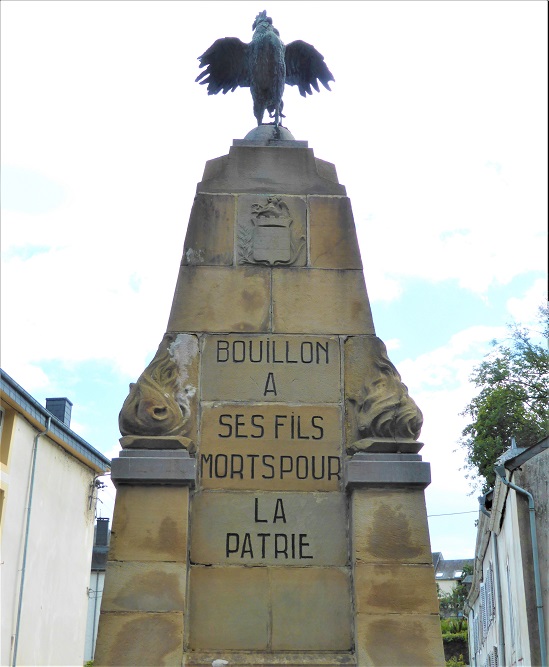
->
[479, 493, 506, 666]
[92, 570, 100, 658]
[11, 416, 51, 667]
[494, 464, 547, 667]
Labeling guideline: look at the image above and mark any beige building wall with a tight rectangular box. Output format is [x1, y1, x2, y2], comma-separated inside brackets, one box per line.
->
[1, 380, 109, 667]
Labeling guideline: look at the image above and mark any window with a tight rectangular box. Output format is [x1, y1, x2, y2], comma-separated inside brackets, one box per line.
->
[454, 570, 463, 578]
[436, 572, 444, 578]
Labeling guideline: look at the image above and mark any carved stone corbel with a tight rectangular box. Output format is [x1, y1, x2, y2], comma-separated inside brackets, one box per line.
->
[118, 333, 197, 452]
[346, 336, 423, 454]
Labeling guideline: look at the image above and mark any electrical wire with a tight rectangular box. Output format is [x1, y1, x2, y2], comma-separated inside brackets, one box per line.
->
[427, 510, 478, 519]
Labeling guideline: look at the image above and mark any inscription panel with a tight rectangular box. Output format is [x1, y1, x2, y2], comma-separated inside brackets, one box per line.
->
[201, 335, 341, 403]
[199, 404, 343, 491]
[191, 492, 347, 565]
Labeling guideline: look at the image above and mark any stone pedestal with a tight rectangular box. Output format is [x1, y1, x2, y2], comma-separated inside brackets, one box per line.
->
[346, 453, 445, 665]
[94, 449, 195, 667]
[95, 127, 444, 666]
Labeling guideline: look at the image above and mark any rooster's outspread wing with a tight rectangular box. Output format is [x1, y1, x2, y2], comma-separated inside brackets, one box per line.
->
[196, 37, 250, 94]
[284, 40, 334, 97]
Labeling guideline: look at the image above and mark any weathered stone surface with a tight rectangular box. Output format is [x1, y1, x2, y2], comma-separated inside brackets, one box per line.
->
[271, 568, 353, 650]
[185, 652, 356, 666]
[309, 197, 362, 269]
[119, 435, 194, 451]
[94, 612, 184, 667]
[201, 334, 341, 403]
[111, 449, 196, 486]
[199, 403, 343, 491]
[272, 269, 374, 334]
[345, 453, 431, 489]
[354, 563, 439, 614]
[188, 567, 270, 650]
[183, 194, 235, 266]
[167, 266, 270, 333]
[102, 561, 186, 612]
[109, 486, 189, 562]
[237, 195, 306, 267]
[198, 146, 346, 196]
[190, 491, 348, 565]
[188, 566, 352, 654]
[351, 488, 433, 564]
[355, 613, 445, 666]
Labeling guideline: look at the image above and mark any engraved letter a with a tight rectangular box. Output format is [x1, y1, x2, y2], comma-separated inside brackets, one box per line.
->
[264, 372, 277, 396]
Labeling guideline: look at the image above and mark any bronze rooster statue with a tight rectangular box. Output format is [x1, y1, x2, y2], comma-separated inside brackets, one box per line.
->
[196, 10, 334, 127]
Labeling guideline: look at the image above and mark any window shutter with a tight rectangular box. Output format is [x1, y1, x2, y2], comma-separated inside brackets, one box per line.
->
[480, 581, 488, 636]
[486, 565, 493, 625]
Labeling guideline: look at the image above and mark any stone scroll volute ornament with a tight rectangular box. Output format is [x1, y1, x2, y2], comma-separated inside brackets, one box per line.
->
[119, 334, 197, 449]
[347, 336, 423, 454]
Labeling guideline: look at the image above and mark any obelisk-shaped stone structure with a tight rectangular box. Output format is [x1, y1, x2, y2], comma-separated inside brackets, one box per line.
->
[95, 127, 445, 666]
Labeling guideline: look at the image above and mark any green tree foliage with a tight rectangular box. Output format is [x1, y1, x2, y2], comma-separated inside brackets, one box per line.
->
[460, 305, 549, 492]
[438, 565, 473, 619]
[446, 656, 467, 667]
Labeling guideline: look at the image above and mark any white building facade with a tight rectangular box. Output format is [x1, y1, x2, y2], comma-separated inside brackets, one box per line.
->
[1, 370, 110, 667]
[84, 518, 109, 662]
[467, 439, 548, 667]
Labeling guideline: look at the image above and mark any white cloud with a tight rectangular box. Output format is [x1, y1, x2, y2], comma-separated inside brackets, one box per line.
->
[506, 278, 547, 325]
[398, 325, 506, 393]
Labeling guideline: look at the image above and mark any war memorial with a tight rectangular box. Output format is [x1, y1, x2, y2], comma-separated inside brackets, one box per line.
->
[94, 11, 445, 666]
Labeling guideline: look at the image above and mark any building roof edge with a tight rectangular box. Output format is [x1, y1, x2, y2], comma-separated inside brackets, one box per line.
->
[1, 368, 111, 472]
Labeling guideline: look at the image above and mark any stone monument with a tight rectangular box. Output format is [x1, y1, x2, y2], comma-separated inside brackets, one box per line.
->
[94, 13, 444, 665]
[94, 124, 445, 666]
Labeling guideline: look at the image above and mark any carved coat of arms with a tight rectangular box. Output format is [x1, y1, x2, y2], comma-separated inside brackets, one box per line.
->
[238, 196, 305, 266]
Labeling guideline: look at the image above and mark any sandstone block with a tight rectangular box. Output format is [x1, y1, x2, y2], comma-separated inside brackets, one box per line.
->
[109, 486, 189, 562]
[270, 567, 353, 650]
[351, 487, 432, 564]
[183, 651, 356, 666]
[183, 194, 235, 266]
[355, 613, 445, 666]
[309, 197, 362, 269]
[272, 269, 374, 334]
[188, 567, 270, 650]
[190, 491, 348, 566]
[201, 334, 341, 403]
[167, 266, 270, 333]
[101, 561, 186, 612]
[197, 146, 346, 196]
[354, 562, 439, 614]
[199, 403, 343, 491]
[94, 612, 183, 667]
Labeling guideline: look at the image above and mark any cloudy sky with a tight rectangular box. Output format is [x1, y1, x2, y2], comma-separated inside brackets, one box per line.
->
[2, 1, 547, 559]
